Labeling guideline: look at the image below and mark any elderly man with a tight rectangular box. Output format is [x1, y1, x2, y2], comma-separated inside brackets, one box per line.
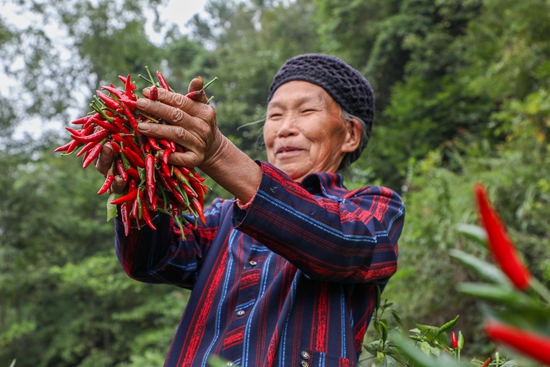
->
[98, 54, 405, 367]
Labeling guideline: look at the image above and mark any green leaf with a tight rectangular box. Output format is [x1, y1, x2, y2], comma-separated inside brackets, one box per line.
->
[457, 283, 534, 307]
[391, 331, 468, 367]
[412, 323, 440, 342]
[106, 193, 118, 222]
[455, 224, 487, 248]
[449, 249, 511, 286]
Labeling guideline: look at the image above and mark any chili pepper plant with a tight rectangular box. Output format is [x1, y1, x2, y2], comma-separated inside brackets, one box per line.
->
[368, 183, 550, 367]
[55, 67, 217, 236]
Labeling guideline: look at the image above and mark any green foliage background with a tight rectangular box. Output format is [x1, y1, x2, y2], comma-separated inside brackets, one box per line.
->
[0, 0, 549, 366]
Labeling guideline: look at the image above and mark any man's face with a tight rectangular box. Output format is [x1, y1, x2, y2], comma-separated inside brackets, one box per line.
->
[264, 81, 350, 181]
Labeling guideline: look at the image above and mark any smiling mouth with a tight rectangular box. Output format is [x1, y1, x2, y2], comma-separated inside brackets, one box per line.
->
[276, 147, 303, 155]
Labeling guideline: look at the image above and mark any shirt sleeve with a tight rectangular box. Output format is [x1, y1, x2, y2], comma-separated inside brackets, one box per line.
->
[114, 198, 228, 288]
[233, 162, 405, 283]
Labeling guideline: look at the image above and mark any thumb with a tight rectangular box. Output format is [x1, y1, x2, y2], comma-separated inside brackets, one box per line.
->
[186, 76, 209, 104]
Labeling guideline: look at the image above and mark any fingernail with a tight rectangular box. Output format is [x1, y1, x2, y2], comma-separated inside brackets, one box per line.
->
[137, 123, 150, 132]
[136, 98, 148, 108]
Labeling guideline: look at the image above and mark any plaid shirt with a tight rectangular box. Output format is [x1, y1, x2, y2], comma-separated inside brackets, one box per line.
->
[115, 162, 405, 367]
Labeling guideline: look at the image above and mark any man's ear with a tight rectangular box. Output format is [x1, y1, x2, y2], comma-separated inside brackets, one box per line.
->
[341, 118, 362, 153]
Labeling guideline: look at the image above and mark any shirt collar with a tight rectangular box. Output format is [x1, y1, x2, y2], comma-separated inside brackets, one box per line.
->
[301, 172, 348, 198]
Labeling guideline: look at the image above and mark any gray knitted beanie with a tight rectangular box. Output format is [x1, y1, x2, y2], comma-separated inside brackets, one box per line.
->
[267, 54, 375, 167]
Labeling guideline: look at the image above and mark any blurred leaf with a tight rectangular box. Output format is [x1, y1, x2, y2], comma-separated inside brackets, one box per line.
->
[449, 249, 511, 286]
[457, 283, 534, 307]
[392, 331, 467, 367]
[455, 224, 488, 248]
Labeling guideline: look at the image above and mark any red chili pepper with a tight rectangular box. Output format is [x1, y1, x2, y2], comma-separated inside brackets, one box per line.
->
[121, 102, 140, 134]
[156, 70, 170, 90]
[191, 197, 206, 225]
[126, 167, 140, 179]
[122, 147, 145, 168]
[110, 187, 138, 205]
[120, 96, 137, 109]
[64, 139, 80, 155]
[90, 116, 119, 133]
[110, 141, 121, 155]
[120, 202, 131, 236]
[82, 142, 103, 168]
[96, 90, 120, 110]
[101, 85, 124, 100]
[71, 128, 109, 143]
[123, 135, 141, 155]
[162, 147, 171, 164]
[149, 85, 159, 101]
[177, 166, 191, 176]
[185, 90, 199, 100]
[124, 73, 136, 99]
[479, 358, 491, 367]
[173, 167, 197, 197]
[172, 187, 186, 204]
[65, 126, 84, 136]
[151, 192, 158, 212]
[474, 184, 531, 290]
[71, 114, 93, 125]
[97, 173, 115, 195]
[145, 154, 155, 204]
[128, 178, 138, 193]
[131, 197, 139, 219]
[111, 117, 130, 133]
[484, 321, 550, 364]
[452, 332, 458, 349]
[157, 171, 174, 194]
[190, 177, 204, 206]
[182, 184, 198, 198]
[157, 138, 172, 149]
[76, 140, 99, 157]
[115, 158, 128, 181]
[148, 136, 162, 151]
[54, 141, 74, 153]
[139, 190, 156, 230]
[158, 162, 169, 179]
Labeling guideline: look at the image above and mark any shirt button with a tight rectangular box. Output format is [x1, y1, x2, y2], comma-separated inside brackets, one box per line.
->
[248, 260, 257, 266]
[236, 310, 246, 317]
[300, 350, 310, 360]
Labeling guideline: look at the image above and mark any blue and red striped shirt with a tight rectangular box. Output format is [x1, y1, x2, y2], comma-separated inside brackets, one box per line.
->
[114, 162, 405, 367]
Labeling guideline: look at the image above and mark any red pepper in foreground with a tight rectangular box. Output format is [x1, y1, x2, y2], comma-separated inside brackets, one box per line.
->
[474, 183, 531, 290]
[484, 320, 550, 365]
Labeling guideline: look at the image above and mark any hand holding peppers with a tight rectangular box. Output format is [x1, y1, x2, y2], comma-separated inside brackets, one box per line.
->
[56, 67, 216, 235]
[134, 76, 224, 172]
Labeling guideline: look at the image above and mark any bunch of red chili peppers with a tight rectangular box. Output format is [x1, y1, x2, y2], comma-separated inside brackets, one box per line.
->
[55, 68, 215, 236]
